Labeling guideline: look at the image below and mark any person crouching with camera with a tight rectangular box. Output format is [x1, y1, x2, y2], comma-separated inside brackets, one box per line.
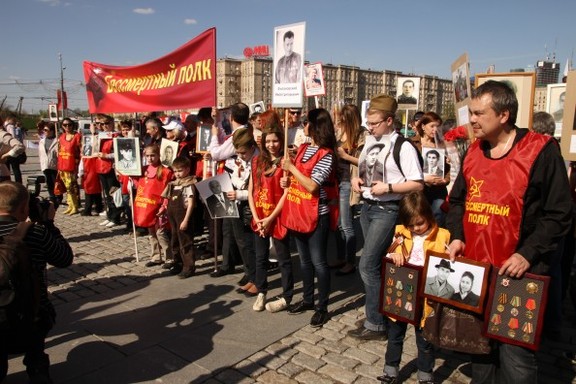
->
[0, 181, 74, 384]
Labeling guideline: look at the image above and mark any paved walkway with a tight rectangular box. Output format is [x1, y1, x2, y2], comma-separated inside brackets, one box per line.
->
[4, 149, 576, 383]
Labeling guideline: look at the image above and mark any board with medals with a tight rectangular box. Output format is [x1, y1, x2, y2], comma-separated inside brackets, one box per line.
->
[484, 269, 550, 351]
[379, 259, 423, 325]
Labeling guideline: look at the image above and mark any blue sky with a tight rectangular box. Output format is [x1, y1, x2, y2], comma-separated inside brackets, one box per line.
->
[1, 0, 575, 112]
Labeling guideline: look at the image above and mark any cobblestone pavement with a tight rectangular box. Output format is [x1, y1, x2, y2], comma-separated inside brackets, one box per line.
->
[7, 151, 576, 383]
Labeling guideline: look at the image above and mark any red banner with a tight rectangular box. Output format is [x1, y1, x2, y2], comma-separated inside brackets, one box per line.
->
[83, 28, 216, 113]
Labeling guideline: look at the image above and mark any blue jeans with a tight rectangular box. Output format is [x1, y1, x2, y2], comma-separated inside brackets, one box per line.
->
[293, 214, 331, 311]
[336, 181, 357, 265]
[384, 321, 433, 381]
[359, 202, 398, 331]
[471, 343, 537, 384]
[430, 198, 446, 227]
[254, 233, 294, 303]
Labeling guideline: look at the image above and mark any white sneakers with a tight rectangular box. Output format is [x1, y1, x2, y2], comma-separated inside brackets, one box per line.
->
[265, 297, 288, 313]
[99, 220, 110, 226]
[253, 293, 266, 312]
[99, 220, 117, 228]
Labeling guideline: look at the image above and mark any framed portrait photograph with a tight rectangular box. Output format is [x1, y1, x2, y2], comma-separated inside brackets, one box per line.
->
[422, 251, 491, 314]
[451, 53, 471, 126]
[475, 72, 536, 129]
[249, 101, 265, 115]
[113, 137, 141, 176]
[196, 125, 211, 153]
[272, 21, 306, 108]
[422, 147, 445, 178]
[304, 62, 326, 97]
[379, 258, 424, 325]
[159, 138, 178, 168]
[396, 76, 420, 110]
[484, 269, 550, 351]
[546, 83, 566, 138]
[217, 107, 232, 135]
[81, 135, 95, 157]
[196, 173, 239, 219]
[560, 71, 576, 161]
[360, 100, 370, 128]
[357, 135, 390, 198]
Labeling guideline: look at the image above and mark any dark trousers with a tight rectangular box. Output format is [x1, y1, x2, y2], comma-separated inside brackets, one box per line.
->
[384, 320, 434, 379]
[6, 157, 22, 183]
[293, 214, 331, 311]
[254, 233, 293, 302]
[167, 191, 195, 272]
[471, 343, 537, 384]
[43, 169, 58, 203]
[83, 193, 104, 215]
[221, 217, 255, 281]
[98, 170, 121, 224]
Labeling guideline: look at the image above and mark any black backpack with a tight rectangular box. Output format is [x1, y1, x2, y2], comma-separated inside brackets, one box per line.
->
[0, 222, 40, 334]
[392, 135, 424, 180]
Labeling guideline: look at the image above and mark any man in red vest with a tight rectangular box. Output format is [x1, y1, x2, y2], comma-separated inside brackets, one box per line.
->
[446, 80, 572, 383]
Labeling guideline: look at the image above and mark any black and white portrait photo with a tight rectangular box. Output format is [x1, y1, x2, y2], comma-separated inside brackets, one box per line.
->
[160, 138, 178, 168]
[422, 148, 445, 178]
[196, 173, 239, 219]
[397, 77, 420, 109]
[197, 125, 211, 153]
[114, 137, 141, 176]
[423, 252, 490, 313]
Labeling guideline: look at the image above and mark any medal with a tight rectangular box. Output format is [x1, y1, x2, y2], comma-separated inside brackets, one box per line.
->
[525, 298, 536, 319]
[395, 281, 403, 291]
[387, 288, 393, 295]
[406, 294, 413, 301]
[396, 291, 403, 298]
[404, 302, 413, 312]
[497, 304, 505, 313]
[510, 296, 521, 307]
[526, 282, 539, 294]
[510, 308, 519, 317]
[387, 277, 394, 287]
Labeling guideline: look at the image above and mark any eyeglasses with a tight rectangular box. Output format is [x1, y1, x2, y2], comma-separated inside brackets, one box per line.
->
[366, 120, 384, 128]
[62, 123, 72, 127]
[289, 111, 301, 115]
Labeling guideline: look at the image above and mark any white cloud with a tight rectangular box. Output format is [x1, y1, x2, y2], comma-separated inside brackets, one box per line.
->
[38, 0, 61, 6]
[184, 19, 197, 25]
[133, 8, 155, 15]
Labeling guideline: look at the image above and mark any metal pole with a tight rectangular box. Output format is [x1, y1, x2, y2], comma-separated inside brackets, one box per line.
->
[59, 53, 66, 119]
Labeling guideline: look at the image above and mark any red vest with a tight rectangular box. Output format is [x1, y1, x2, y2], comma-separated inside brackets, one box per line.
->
[280, 144, 339, 234]
[250, 157, 287, 240]
[461, 132, 551, 266]
[81, 157, 102, 194]
[96, 135, 117, 174]
[133, 165, 174, 228]
[57, 133, 80, 172]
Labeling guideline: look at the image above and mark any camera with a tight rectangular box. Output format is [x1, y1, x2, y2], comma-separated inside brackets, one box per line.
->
[26, 175, 54, 222]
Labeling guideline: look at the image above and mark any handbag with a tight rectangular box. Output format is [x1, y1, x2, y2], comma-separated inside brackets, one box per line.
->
[54, 174, 66, 196]
[422, 301, 491, 354]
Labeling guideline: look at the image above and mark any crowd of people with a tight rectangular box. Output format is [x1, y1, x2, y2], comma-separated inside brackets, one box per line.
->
[0, 79, 574, 383]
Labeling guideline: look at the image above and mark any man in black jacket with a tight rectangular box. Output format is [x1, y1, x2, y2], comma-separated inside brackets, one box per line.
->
[0, 181, 74, 384]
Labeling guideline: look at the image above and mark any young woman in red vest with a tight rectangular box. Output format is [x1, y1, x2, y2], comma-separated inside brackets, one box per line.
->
[280, 108, 339, 328]
[79, 122, 103, 216]
[249, 124, 294, 313]
[57, 118, 81, 215]
[133, 144, 174, 267]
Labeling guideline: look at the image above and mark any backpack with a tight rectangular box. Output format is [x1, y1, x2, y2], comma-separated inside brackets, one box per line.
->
[392, 135, 424, 180]
[0, 222, 40, 333]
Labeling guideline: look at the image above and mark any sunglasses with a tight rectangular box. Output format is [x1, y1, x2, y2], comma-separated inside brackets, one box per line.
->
[289, 111, 301, 115]
[62, 123, 72, 127]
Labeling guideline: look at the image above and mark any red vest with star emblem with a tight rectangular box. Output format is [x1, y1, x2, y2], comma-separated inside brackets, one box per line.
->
[461, 132, 551, 267]
[280, 144, 339, 234]
[250, 157, 287, 240]
[133, 164, 174, 228]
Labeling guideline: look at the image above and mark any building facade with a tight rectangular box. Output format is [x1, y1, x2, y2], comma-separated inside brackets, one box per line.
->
[216, 57, 454, 120]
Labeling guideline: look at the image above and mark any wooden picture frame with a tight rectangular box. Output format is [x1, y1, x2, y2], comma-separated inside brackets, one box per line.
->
[451, 53, 471, 126]
[559, 71, 576, 161]
[546, 83, 566, 138]
[484, 269, 549, 351]
[379, 258, 424, 325]
[475, 72, 536, 129]
[113, 137, 141, 176]
[422, 251, 491, 314]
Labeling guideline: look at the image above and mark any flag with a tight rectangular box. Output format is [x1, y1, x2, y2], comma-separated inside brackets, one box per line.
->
[57, 90, 67, 110]
[83, 28, 216, 113]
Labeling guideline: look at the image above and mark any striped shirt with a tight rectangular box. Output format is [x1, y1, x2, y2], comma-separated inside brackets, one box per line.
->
[0, 217, 74, 318]
[301, 146, 333, 216]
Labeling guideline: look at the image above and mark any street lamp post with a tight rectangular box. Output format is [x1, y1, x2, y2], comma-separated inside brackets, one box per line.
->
[59, 53, 66, 119]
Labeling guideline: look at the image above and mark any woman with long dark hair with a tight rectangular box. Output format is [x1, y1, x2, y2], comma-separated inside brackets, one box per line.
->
[280, 108, 339, 327]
